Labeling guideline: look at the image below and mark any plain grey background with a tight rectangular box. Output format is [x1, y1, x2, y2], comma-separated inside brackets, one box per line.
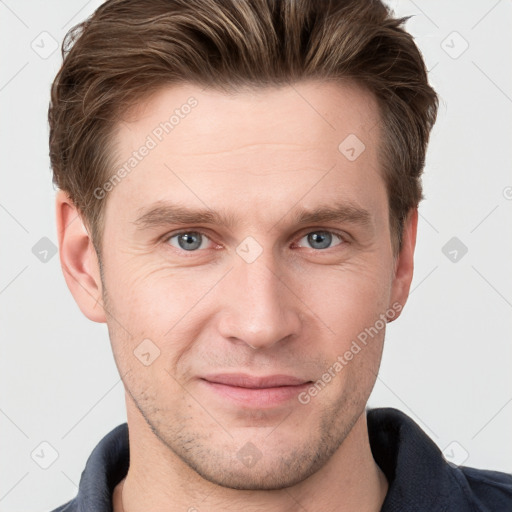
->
[1, 1, 511, 511]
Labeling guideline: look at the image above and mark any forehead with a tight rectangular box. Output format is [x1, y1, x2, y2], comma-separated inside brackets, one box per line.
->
[119, 80, 381, 156]
[106, 80, 385, 229]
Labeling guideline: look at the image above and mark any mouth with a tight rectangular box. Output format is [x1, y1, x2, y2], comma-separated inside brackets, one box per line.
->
[199, 373, 312, 408]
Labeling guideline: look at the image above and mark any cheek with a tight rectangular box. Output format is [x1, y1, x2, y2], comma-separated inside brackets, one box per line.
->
[303, 261, 393, 343]
[104, 252, 205, 323]
[303, 268, 390, 406]
[102, 258, 227, 367]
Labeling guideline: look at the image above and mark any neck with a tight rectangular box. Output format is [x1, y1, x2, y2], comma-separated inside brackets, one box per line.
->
[114, 401, 387, 512]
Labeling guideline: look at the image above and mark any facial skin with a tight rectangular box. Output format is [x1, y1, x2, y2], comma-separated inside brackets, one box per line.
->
[57, 80, 417, 511]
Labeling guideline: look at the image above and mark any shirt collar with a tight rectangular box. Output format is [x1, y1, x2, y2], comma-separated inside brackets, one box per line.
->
[74, 423, 129, 512]
[368, 407, 469, 511]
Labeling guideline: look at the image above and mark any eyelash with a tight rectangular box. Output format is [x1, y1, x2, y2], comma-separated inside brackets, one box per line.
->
[162, 228, 349, 255]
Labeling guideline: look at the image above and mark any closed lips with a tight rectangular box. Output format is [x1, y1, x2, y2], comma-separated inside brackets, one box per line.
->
[201, 374, 311, 388]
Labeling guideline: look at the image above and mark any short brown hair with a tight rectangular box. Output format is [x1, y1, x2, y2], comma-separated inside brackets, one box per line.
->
[49, 0, 438, 255]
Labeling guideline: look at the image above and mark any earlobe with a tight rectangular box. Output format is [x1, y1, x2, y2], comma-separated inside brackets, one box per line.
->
[55, 190, 107, 323]
[388, 208, 418, 322]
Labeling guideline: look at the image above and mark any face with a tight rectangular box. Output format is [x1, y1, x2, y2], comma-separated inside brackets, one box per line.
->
[85, 81, 413, 489]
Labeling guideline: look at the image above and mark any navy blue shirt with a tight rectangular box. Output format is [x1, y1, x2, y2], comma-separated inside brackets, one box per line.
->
[50, 408, 512, 511]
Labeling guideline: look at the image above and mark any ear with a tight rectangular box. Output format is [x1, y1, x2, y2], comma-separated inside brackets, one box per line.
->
[388, 208, 418, 322]
[55, 190, 106, 323]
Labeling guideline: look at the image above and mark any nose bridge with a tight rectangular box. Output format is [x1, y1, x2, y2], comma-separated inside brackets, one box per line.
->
[217, 243, 302, 349]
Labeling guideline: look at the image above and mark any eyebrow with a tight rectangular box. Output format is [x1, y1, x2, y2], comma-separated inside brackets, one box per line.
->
[132, 200, 372, 232]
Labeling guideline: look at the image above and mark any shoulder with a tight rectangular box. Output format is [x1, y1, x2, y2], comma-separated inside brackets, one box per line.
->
[49, 500, 75, 512]
[454, 465, 512, 510]
[367, 407, 512, 511]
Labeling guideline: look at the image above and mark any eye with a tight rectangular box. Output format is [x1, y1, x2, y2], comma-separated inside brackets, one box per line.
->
[296, 230, 344, 250]
[166, 231, 212, 251]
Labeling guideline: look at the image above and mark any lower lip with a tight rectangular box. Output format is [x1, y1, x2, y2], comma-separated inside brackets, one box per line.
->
[200, 380, 311, 408]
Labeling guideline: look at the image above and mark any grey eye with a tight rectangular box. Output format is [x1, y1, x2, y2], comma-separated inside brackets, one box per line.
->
[168, 232, 208, 251]
[298, 231, 343, 250]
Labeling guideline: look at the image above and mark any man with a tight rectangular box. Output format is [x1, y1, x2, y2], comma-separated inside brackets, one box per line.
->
[48, 0, 511, 510]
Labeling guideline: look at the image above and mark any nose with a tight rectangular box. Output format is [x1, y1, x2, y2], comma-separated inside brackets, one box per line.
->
[216, 250, 303, 350]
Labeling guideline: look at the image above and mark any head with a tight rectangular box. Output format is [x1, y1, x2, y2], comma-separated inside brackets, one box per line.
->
[51, 0, 437, 490]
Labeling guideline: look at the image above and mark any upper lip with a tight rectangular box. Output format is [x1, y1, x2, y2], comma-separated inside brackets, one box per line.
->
[201, 373, 310, 388]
